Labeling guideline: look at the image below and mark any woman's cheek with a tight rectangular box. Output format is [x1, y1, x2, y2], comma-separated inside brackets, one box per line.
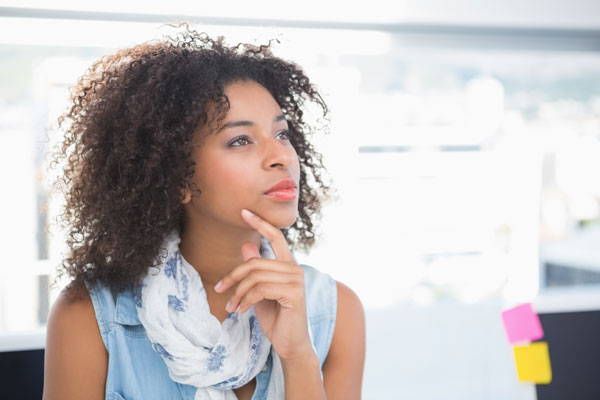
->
[219, 165, 255, 196]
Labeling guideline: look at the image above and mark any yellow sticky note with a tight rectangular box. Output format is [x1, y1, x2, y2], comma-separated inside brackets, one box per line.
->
[513, 341, 552, 384]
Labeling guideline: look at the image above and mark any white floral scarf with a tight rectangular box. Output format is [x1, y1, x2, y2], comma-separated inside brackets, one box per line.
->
[134, 229, 290, 399]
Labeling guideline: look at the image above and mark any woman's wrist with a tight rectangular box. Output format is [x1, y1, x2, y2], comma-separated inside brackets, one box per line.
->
[280, 348, 319, 370]
[281, 350, 326, 400]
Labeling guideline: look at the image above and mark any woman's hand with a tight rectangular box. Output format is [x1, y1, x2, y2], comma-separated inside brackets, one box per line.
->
[213, 208, 313, 361]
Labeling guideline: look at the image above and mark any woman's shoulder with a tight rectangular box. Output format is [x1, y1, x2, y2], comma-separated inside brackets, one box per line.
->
[297, 263, 365, 377]
[47, 280, 98, 331]
[43, 280, 108, 399]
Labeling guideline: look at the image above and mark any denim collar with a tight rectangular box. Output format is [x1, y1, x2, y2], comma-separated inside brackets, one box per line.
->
[115, 287, 142, 325]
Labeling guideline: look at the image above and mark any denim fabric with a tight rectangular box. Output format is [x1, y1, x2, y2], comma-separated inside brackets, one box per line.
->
[85, 264, 337, 400]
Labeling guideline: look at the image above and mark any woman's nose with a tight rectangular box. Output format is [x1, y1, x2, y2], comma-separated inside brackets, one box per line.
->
[262, 136, 294, 168]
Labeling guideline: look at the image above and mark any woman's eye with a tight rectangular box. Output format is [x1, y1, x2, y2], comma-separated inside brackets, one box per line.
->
[227, 131, 290, 148]
[277, 130, 291, 140]
[227, 136, 250, 147]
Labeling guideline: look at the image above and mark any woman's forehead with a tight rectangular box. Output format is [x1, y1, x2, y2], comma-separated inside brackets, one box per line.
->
[223, 81, 281, 116]
[191, 82, 285, 144]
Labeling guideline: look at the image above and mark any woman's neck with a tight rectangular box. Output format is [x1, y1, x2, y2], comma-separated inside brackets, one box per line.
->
[178, 219, 262, 288]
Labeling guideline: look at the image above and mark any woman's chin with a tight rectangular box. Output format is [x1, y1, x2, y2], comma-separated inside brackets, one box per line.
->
[259, 209, 298, 229]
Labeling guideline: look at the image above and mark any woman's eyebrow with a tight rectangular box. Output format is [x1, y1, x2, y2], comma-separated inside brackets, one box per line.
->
[217, 114, 287, 133]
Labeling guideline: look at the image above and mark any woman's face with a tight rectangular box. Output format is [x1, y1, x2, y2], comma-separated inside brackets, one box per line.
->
[184, 80, 301, 230]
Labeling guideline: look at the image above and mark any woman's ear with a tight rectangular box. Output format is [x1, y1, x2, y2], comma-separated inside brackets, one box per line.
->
[180, 186, 192, 204]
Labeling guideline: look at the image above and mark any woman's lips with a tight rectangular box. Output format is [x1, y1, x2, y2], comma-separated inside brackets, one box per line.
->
[264, 188, 297, 200]
[265, 178, 296, 193]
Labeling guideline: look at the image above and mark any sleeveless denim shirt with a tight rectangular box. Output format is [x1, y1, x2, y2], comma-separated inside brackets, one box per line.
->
[84, 264, 337, 400]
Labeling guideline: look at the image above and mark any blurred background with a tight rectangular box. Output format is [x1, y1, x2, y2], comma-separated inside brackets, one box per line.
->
[1, 1, 599, 399]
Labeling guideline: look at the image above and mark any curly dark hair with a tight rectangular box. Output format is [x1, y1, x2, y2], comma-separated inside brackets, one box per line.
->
[49, 24, 334, 294]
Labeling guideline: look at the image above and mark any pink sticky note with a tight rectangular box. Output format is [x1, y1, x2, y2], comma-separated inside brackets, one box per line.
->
[501, 303, 544, 344]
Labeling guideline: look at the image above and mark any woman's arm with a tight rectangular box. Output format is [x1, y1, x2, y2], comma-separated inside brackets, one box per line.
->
[43, 282, 108, 400]
[322, 281, 366, 400]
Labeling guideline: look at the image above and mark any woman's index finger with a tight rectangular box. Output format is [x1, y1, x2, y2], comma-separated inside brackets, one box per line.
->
[240, 209, 295, 263]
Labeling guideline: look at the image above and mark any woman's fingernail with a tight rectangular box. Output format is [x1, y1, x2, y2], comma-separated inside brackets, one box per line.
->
[242, 209, 254, 218]
[214, 280, 223, 291]
[226, 300, 231, 312]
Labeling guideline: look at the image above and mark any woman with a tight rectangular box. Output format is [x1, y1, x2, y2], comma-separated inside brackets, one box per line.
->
[43, 26, 365, 400]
